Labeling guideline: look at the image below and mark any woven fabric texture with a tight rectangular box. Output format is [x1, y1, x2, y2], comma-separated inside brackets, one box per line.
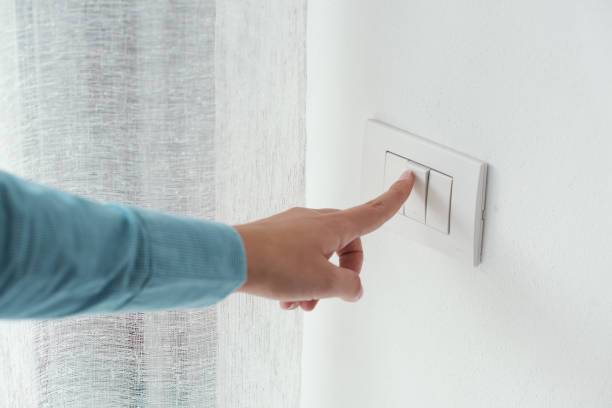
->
[0, 0, 305, 406]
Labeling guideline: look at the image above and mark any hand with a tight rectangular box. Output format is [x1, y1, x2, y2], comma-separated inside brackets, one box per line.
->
[233, 170, 415, 311]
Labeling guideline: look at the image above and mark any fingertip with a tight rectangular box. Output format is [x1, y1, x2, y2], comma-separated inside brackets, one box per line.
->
[300, 299, 318, 311]
[387, 171, 415, 206]
[397, 170, 415, 190]
[281, 301, 299, 310]
[398, 169, 414, 181]
[335, 269, 363, 303]
[345, 283, 363, 303]
[328, 170, 415, 241]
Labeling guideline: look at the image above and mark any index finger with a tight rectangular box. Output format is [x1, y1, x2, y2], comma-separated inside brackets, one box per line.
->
[331, 170, 415, 242]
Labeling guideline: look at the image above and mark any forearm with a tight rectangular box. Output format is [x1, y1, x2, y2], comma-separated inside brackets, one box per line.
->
[0, 170, 246, 319]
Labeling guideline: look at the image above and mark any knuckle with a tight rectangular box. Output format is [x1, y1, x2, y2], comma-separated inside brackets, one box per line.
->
[318, 215, 341, 232]
[368, 198, 388, 214]
[287, 206, 305, 214]
[368, 199, 385, 210]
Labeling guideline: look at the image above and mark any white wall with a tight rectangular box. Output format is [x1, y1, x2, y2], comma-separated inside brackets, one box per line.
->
[302, 1, 612, 407]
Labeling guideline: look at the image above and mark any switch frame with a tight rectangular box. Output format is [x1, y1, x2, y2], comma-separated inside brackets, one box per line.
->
[361, 119, 487, 266]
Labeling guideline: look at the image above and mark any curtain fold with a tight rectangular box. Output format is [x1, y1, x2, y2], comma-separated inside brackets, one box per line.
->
[0, 0, 305, 406]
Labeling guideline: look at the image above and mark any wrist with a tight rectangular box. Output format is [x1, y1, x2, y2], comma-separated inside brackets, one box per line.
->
[233, 225, 252, 293]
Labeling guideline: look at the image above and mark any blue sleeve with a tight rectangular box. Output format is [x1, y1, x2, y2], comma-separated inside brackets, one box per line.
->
[0, 170, 247, 319]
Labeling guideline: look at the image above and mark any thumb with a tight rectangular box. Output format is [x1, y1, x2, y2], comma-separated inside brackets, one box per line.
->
[324, 263, 363, 302]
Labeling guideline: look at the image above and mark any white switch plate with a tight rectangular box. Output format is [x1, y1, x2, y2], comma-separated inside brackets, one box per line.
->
[384, 152, 429, 223]
[361, 119, 488, 266]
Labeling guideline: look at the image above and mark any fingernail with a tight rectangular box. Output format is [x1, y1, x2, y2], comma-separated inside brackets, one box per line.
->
[287, 302, 298, 310]
[398, 170, 413, 180]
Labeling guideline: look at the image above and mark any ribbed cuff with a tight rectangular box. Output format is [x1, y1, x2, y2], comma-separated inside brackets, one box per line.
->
[124, 206, 247, 311]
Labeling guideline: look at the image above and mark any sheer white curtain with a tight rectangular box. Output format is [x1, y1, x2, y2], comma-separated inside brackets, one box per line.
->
[0, 0, 305, 406]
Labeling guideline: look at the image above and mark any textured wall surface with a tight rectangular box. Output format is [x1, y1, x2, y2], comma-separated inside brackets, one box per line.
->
[303, 1, 612, 407]
[0, 0, 305, 406]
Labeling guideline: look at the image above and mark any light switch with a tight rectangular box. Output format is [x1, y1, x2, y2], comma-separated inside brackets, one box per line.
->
[425, 170, 453, 233]
[383, 151, 408, 191]
[384, 152, 429, 223]
[402, 159, 429, 223]
[363, 120, 488, 265]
